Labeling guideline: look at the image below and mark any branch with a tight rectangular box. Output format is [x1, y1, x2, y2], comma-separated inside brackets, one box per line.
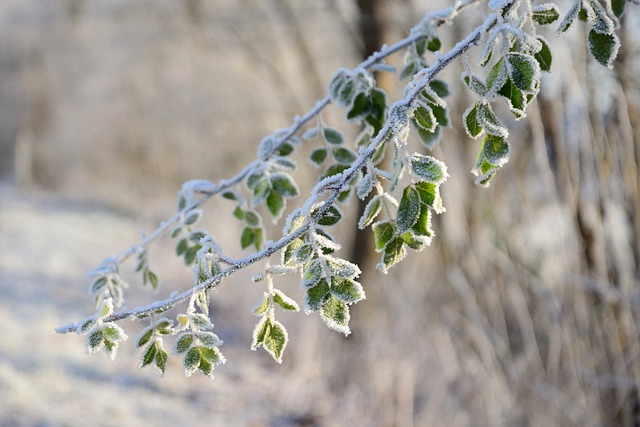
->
[100, 0, 484, 269]
[57, 5, 489, 334]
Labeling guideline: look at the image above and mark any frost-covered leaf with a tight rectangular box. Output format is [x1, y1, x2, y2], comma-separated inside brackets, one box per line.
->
[348, 92, 372, 121]
[293, 243, 313, 263]
[305, 279, 330, 312]
[184, 347, 201, 376]
[357, 173, 374, 200]
[320, 296, 351, 335]
[379, 237, 406, 273]
[486, 57, 508, 93]
[415, 181, 444, 214]
[244, 210, 260, 227]
[266, 190, 285, 220]
[489, 0, 515, 11]
[302, 259, 323, 288]
[401, 231, 429, 250]
[312, 204, 342, 226]
[611, 0, 626, 18]
[271, 173, 298, 198]
[262, 320, 288, 363]
[588, 30, 620, 69]
[331, 277, 365, 304]
[332, 147, 357, 165]
[557, 1, 581, 33]
[275, 142, 294, 157]
[140, 341, 157, 368]
[339, 79, 357, 107]
[396, 186, 421, 234]
[399, 61, 418, 81]
[323, 127, 345, 145]
[136, 328, 153, 348]
[587, 0, 615, 34]
[413, 103, 437, 132]
[77, 316, 98, 333]
[251, 316, 269, 350]
[532, 3, 561, 25]
[156, 348, 168, 374]
[463, 103, 483, 139]
[477, 103, 509, 137]
[283, 238, 303, 266]
[416, 125, 442, 150]
[365, 88, 388, 134]
[429, 79, 450, 98]
[482, 134, 511, 167]
[309, 148, 328, 166]
[358, 195, 382, 229]
[506, 53, 540, 93]
[498, 79, 527, 119]
[273, 290, 300, 311]
[253, 294, 270, 316]
[175, 334, 194, 354]
[87, 329, 104, 354]
[413, 204, 435, 238]
[463, 74, 488, 97]
[328, 69, 348, 102]
[431, 103, 450, 128]
[533, 37, 552, 72]
[183, 209, 201, 226]
[373, 220, 396, 251]
[196, 331, 223, 347]
[427, 36, 442, 52]
[410, 153, 448, 184]
[325, 256, 361, 279]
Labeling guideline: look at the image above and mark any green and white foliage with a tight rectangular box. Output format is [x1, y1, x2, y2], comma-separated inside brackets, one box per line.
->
[56, 0, 636, 379]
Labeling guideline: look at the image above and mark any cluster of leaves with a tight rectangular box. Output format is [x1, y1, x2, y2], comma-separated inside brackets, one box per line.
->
[59, 0, 637, 379]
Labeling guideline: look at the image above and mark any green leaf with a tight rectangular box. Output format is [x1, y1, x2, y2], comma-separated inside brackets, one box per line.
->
[464, 74, 488, 97]
[263, 320, 288, 363]
[88, 329, 104, 351]
[147, 270, 158, 289]
[430, 104, 450, 127]
[175, 334, 194, 354]
[416, 125, 442, 150]
[275, 142, 294, 157]
[273, 290, 300, 311]
[140, 342, 157, 368]
[358, 195, 382, 229]
[366, 88, 388, 134]
[176, 238, 188, 256]
[283, 238, 304, 266]
[477, 103, 508, 137]
[252, 227, 264, 251]
[244, 210, 260, 226]
[332, 147, 357, 165]
[253, 294, 270, 316]
[373, 220, 396, 251]
[463, 103, 483, 139]
[533, 37, 552, 72]
[326, 257, 361, 279]
[305, 279, 330, 312]
[347, 92, 372, 120]
[184, 245, 199, 266]
[482, 134, 511, 167]
[156, 348, 168, 374]
[506, 53, 540, 93]
[357, 173, 374, 200]
[427, 37, 442, 52]
[401, 231, 428, 250]
[486, 57, 507, 92]
[137, 329, 153, 348]
[184, 347, 201, 375]
[320, 296, 350, 335]
[323, 127, 345, 145]
[588, 30, 620, 69]
[330, 277, 365, 304]
[199, 347, 222, 365]
[396, 186, 421, 233]
[196, 331, 222, 347]
[309, 148, 328, 166]
[251, 316, 270, 349]
[221, 190, 237, 201]
[183, 210, 201, 226]
[328, 70, 348, 101]
[611, 0, 626, 18]
[294, 243, 313, 263]
[302, 259, 324, 288]
[414, 181, 443, 214]
[557, 1, 581, 33]
[339, 79, 357, 106]
[429, 79, 449, 97]
[313, 204, 342, 226]
[266, 190, 285, 219]
[409, 153, 448, 184]
[399, 61, 418, 81]
[413, 104, 436, 132]
[271, 174, 298, 198]
[498, 79, 526, 118]
[380, 237, 406, 273]
[532, 4, 560, 25]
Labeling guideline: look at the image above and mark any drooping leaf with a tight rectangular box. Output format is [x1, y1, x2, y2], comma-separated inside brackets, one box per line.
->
[175, 334, 194, 354]
[429, 79, 450, 97]
[273, 290, 300, 311]
[266, 190, 285, 219]
[252, 294, 270, 316]
[557, 1, 581, 33]
[409, 153, 448, 184]
[309, 148, 328, 167]
[477, 103, 509, 137]
[486, 57, 507, 93]
[251, 316, 270, 350]
[396, 186, 421, 234]
[323, 127, 345, 145]
[330, 277, 365, 304]
[271, 173, 299, 198]
[588, 30, 620, 69]
[320, 296, 351, 335]
[347, 92, 372, 120]
[357, 173, 374, 200]
[463, 103, 483, 139]
[533, 37, 552, 72]
[413, 103, 437, 132]
[305, 279, 331, 312]
[531, 4, 561, 25]
[332, 147, 357, 165]
[358, 195, 382, 229]
[373, 221, 396, 251]
[482, 134, 511, 167]
[379, 237, 406, 273]
[498, 79, 526, 119]
[416, 125, 442, 150]
[140, 341, 157, 368]
[263, 320, 288, 363]
[184, 347, 201, 376]
[506, 53, 540, 93]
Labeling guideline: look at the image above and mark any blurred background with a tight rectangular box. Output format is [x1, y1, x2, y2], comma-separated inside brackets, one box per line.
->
[0, 0, 639, 425]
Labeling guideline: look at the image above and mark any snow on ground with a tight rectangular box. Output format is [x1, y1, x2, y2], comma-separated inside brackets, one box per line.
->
[0, 185, 327, 427]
